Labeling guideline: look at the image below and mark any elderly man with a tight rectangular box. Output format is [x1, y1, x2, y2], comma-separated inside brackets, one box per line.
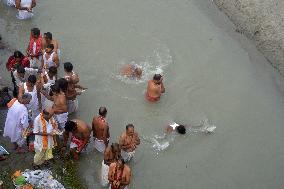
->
[145, 74, 165, 102]
[62, 119, 91, 160]
[108, 158, 131, 189]
[33, 109, 55, 167]
[92, 107, 109, 153]
[119, 124, 140, 162]
[3, 93, 32, 153]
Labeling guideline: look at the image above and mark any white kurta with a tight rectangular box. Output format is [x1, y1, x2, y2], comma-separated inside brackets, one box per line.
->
[16, 0, 34, 20]
[3, 100, 29, 145]
[33, 114, 54, 151]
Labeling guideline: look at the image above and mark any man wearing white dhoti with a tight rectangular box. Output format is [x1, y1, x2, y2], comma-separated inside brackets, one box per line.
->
[3, 93, 32, 153]
[119, 124, 140, 162]
[18, 75, 41, 122]
[15, 0, 36, 20]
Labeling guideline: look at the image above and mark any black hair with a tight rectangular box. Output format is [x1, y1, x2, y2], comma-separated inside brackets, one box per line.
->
[153, 74, 162, 81]
[56, 78, 68, 93]
[47, 43, 54, 50]
[42, 109, 50, 116]
[176, 125, 186, 135]
[31, 28, 40, 36]
[17, 66, 25, 74]
[99, 107, 107, 116]
[117, 157, 125, 165]
[63, 62, 73, 72]
[28, 75, 37, 84]
[44, 32, 52, 40]
[65, 120, 77, 132]
[14, 51, 24, 59]
[50, 83, 60, 94]
[49, 66, 57, 75]
[126, 124, 134, 130]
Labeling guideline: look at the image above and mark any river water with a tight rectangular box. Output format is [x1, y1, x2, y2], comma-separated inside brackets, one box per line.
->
[1, 0, 284, 189]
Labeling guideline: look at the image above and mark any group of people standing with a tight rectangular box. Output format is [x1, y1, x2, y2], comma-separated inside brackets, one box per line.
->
[2, 24, 168, 188]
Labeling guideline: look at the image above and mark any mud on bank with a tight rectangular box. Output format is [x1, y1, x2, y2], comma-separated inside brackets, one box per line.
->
[214, 0, 284, 76]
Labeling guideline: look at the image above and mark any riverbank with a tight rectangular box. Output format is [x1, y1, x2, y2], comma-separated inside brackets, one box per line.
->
[214, 0, 284, 76]
[0, 109, 87, 189]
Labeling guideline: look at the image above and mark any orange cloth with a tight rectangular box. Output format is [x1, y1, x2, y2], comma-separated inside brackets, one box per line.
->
[145, 92, 160, 102]
[40, 113, 48, 150]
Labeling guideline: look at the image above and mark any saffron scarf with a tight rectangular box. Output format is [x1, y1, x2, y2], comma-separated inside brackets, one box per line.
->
[40, 113, 48, 150]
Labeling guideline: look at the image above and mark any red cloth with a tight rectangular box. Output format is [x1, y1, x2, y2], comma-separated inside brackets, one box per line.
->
[6, 56, 30, 71]
[145, 92, 160, 102]
[71, 135, 84, 150]
[28, 34, 42, 58]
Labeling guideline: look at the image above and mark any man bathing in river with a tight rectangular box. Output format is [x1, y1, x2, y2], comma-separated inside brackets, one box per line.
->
[41, 82, 68, 131]
[121, 64, 142, 79]
[146, 74, 165, 102]
[108, 158, 131, 189]
[41, 44, 59, 69]
[62, 119, 91, 160]
[166, 122, 216, 135]
[26, 28, 42, 68]
[92, 107, 110, 153]
[64, 62, 86, 114]
[119, 124, 140, 162]
[101, 143, 121, 186]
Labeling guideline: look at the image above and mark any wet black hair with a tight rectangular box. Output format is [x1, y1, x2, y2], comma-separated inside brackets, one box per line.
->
[153, 74, 162, 81]
[47, 43, 54, 50]
[44, 32, 52, 40]
[176, 125, 186, 135]
[17, 66, 25, 74]
[63, 62, 73, 72]
[65, 120, 77, 132]
[48, 66, 57, 75]
[99, 106, 107, 116]
[50, 83, 60, 95]
[56, 78, 68, 93]
[28, 75, 37, 84]
[14, 51, 24, 59]
[126, 124, 134, 130]
[31, 28, 40, 36]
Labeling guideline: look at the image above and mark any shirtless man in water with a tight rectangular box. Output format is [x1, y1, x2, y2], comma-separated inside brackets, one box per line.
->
[63, 62, 86, 114]
[108, 158, 131, 189]
[119, 124, 140, 162]
[120, 64, 142, 79]
[92, 107, 110, 153]
[146, 74, 165, 102]
[62, 119, 91, 160]
[41, 82, 68, 131]
[101, 143, 121, 186]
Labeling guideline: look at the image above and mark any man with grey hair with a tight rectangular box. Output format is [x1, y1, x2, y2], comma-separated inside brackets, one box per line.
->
[3, 93, 32, 153]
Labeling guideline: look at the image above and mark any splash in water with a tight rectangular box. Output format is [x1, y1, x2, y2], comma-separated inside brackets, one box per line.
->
[143, 118, 216, 154]
[114, 42, 173, 84]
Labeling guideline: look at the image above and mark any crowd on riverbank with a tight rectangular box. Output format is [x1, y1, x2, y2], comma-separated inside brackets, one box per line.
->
[0, 23, 168, 188]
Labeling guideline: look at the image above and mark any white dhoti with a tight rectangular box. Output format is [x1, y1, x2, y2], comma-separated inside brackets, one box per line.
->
[17, 10, 34, 20]
[29, 56, 42, 68]
[109, 185, 128, 189]
[94, 138, 106, 153]
[100, 160, 109, 187]
[54, 112, 68, 130]
[6, 0, 15, 6]
[121, 150, 135, 162]
[67, 99, 78, 114]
